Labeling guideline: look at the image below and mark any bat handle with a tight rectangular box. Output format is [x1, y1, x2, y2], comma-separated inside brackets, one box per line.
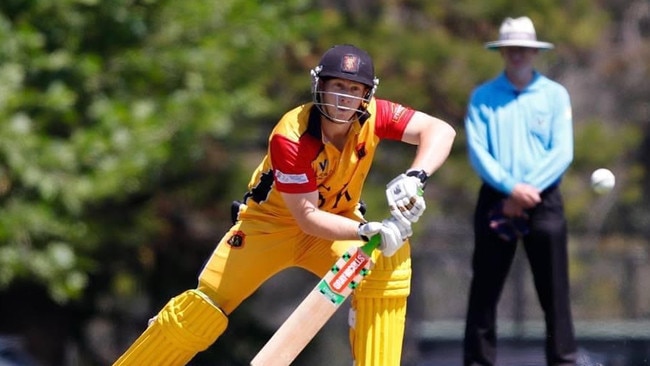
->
[361, 234, 381, 256]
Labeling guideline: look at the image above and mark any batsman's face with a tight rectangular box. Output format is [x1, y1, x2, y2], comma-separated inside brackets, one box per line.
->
[321, 78, 367, 122]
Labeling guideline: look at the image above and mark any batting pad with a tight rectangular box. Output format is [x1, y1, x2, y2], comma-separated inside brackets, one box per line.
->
[349, 244, 411, 366]
[113, 289, 228, 366]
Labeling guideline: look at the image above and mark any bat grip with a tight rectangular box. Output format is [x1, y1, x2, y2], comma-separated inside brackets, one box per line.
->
[361, 234, 381, 256]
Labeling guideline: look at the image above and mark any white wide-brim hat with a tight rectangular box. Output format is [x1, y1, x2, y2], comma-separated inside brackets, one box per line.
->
[485, 16, 554, 50]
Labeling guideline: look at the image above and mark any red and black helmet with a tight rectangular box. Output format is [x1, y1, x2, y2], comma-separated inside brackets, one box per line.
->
[316, 44, 376, 88]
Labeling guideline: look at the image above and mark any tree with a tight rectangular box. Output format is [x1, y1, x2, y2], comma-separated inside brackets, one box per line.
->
[0, 0, 315, 363]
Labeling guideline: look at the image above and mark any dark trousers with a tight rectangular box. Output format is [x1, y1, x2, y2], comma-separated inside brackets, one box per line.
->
[463, 184, 577, 366]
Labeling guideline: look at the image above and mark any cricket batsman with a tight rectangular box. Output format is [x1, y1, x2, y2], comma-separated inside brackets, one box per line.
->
[113, 44, 456, 365]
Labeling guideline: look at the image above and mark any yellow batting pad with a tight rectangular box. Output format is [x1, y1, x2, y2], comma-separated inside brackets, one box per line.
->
[360, 241, 412, 298]
[349, 244, 411, 366]
[113, 289, 228, 366]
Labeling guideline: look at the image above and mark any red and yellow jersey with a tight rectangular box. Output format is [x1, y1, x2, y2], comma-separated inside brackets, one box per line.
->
[238, 98, 415, 225]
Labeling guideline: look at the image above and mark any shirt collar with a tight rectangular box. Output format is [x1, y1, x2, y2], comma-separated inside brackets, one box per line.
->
[497, 70, 541, 92]
[306, 105, 363, 140]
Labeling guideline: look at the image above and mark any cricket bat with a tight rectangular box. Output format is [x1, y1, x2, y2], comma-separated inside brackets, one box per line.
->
[250, 235, 381, 366]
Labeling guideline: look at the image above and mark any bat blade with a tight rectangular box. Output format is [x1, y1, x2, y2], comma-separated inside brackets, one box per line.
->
[250, 236, 380, 366]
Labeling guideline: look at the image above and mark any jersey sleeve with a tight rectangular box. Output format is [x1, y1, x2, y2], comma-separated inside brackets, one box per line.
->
[373, 99, 416, 140]
[269, 133, 320, 194]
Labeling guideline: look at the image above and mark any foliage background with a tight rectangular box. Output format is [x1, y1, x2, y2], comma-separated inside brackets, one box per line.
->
[0, 0, 648, 365]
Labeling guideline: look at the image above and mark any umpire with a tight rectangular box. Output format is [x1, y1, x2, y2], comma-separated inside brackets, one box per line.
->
[462, 16, 577, 366]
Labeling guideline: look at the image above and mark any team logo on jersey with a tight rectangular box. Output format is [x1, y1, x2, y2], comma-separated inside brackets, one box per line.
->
[341, 54, 360, 73]
[391, 103, 407, 123]
[355, 142, 366, 159]
[315, 157, 330, 181]
[227, 231, 245, 248]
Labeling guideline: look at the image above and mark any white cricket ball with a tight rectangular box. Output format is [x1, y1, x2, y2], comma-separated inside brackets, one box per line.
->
[590, 168, 615, 194]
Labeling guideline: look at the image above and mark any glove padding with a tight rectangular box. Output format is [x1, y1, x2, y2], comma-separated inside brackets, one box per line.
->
[386, 173, 426, 226]
[357, 218, 411, 258]
[384, 216, 412, 240]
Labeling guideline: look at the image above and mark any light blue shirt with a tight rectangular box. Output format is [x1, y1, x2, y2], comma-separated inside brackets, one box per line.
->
[465, 71, 573, 194]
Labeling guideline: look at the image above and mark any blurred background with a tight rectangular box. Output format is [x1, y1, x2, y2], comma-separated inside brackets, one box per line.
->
[0, 0, 648, 365]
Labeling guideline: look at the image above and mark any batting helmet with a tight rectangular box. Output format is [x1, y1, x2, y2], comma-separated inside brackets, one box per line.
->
[311, 44, 379, 123]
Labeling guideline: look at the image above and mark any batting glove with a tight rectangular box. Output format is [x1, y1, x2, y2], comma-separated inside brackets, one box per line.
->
[378, 218, 410, 257]
[357, 220, 405, 257]
[386, 170, 427, 226]
[357, 221, 384, 242]
[385, 216, 412, 240]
